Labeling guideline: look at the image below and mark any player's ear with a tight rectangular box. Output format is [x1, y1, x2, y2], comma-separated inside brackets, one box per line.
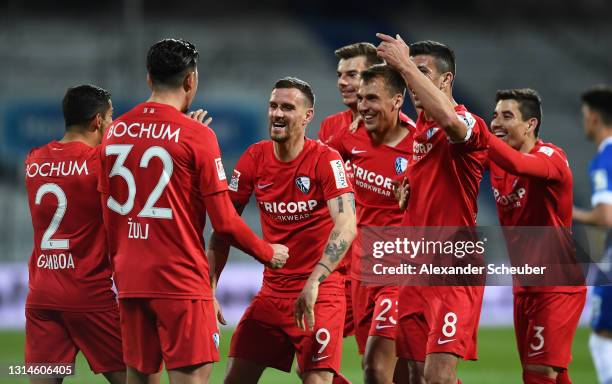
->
[440, 72, 454, 90]
[184, 70, 197, 93]
[525, 117, 538, 136]
[393, 93, 404, 111]
[146, 73, 153, 90]
[91, 113, 103, 132]
[303, 108, 314, 126]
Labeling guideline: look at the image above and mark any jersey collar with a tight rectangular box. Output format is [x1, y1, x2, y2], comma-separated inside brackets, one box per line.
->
[598, 136, 612, 153]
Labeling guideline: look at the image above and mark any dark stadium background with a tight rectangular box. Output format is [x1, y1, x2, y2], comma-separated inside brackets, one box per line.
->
[0, 0, 609, 382]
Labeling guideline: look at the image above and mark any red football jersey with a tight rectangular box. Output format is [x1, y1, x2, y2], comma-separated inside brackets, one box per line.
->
[228, 138, 353, 297]
[319, 109, 354, 145]
[489, 140, 584, 293]
[25, 141, 116, 311]
[99, 102, 228, 300]
[403, 105, 488, 226]
[326, 113, 415, 279]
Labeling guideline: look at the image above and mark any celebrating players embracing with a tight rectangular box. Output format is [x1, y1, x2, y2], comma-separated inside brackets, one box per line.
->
[209, 77, 357, 384]
[99, 39, 288, 384]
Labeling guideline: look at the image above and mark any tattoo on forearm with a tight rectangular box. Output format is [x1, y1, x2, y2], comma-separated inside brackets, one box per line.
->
[330, 231, 340, 241]
[318, 274, 328, 283]
[324, 239, 349, 263]
[337, 196, 344, 213]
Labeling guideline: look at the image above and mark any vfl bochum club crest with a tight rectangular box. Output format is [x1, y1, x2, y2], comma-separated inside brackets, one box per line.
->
[395, 157, 408, 175]
[295, 176, 311, 194]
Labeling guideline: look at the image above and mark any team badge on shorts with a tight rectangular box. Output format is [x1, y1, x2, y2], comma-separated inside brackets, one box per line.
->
[395, 157, 408, 174]
[212, 332, 220, 350]
[295, 176, 311, 194]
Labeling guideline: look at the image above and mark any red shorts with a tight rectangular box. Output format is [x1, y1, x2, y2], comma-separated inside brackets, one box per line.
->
[229, 293, 345, 374]
[352, 278, 398, 354]
[514, 292, 586, 368]
[119, 298, 219, 374]
[25, 307, 125, 374]
[396, 285, 483, 361]
[343, 278, 355, 337]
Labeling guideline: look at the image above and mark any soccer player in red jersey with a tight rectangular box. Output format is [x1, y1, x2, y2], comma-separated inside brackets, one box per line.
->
[208, 77, 356, 384]
[25, 85, 125, 384]
[325, 64, 415, 383]
[99, 39, 288, 384]
[487, 89, 586, 384]
[377, 35, 489, 384]
[319, 42, 383, 145]
[319, 43, 383, 343]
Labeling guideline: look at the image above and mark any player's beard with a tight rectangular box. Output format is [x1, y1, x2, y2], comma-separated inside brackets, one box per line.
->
[270, 120, 291, 143]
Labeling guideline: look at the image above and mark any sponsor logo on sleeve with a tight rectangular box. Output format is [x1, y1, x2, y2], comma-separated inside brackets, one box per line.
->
[593, 169, 608, 192]
[426, 127, 440, 140]
[228, 169, 241, 191]
[330, 160, 348, 189]
[457, 112, 476, 129]
[537, 146, 554, 157]
[295, 176, 311, 194]
[395, 157, 408, 174]
[215, 158, 227, 181]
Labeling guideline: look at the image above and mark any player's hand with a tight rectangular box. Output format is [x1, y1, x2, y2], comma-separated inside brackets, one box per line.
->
[266, 244, 289, 269]
[376, 33, 411, 72]
[213, 296, 227, 325]
[391, 177, 410, 211]
[295, 279, 319, 331]
[188, 109, 213, 126]
[349, 115, 363, 133]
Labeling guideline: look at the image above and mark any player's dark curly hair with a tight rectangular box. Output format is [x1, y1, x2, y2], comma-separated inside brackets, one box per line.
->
[582, 85, 612, 126]
[273, 77, 315, 108]
[360, 64, 406, 97]
[147, 38, 199, 88]
[410, 40, 456, 77]
[496, 88, 543, 137]
[62, 84, 111, 128]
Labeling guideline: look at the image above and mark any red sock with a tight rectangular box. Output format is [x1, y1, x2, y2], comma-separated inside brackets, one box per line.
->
[333, 373, 352, 384]
[457, 380, 462, 384]
[556, 370, 571, 384]
[523, 370, 556, 384]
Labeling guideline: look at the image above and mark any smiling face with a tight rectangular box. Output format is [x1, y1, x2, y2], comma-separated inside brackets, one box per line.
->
[357, 76, 402, 134]
[268, 87, 313, 143]
[337, 56, 369, 109]
[491, 99, 536, 150]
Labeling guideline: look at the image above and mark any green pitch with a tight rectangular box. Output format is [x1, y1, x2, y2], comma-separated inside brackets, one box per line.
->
[0, 327, 596, 383]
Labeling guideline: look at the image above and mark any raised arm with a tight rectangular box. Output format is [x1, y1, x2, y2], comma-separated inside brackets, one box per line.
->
[488, 134, 564, 180]
[376, 33, 467, 142]
[295, 192, 357, 330]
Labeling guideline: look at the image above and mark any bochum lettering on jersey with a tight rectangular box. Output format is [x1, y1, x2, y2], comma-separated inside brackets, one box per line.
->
[106, 121, 181, 143]
[26, 160, 88, 178]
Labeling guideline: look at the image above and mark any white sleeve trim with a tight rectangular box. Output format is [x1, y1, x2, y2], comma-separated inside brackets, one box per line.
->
[591, 191, 612, 207]
[449, 112, 476, 144]
[449, 123, 473, 144]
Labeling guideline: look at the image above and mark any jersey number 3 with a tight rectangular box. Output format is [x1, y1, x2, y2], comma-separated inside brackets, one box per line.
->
[105, 145, 174, 219]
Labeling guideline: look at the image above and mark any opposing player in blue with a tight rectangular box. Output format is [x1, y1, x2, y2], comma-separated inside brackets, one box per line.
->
[573, 85, 612, 384]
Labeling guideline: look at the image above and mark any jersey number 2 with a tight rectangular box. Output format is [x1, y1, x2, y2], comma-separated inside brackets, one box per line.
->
[105, 145, 174, 219]
[35, 183, 69, 250]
